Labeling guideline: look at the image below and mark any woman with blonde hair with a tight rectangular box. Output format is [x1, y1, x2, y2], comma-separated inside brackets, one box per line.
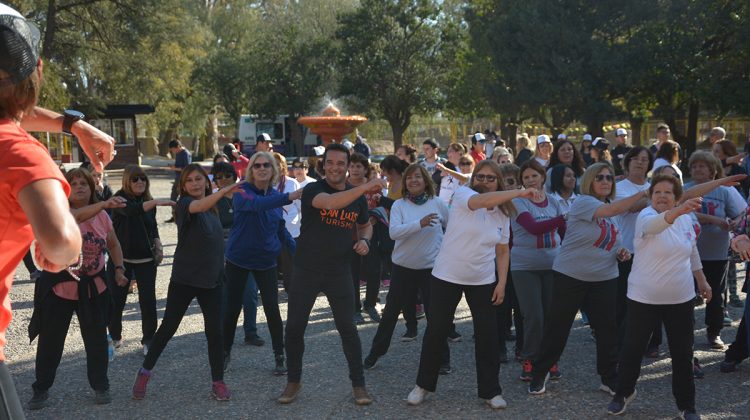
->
[223, 152, 302, 375]
[516, 135, 534, 166]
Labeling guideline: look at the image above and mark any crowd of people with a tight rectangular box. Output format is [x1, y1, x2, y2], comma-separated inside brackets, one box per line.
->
[1, 6, 748, 418]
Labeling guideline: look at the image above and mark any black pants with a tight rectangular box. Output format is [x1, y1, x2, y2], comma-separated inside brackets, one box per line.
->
[503, 275, 524, 352]
[616, 298, 695, 411]
[368, 265, 449, 364]
[33, 292, 109, 392]
[617, 259, 661, 353]
[107, 260, 158, 344]
[702, 260, 728, 337]
[0, 363, 24, 419]
[23, 249, 36, 274]
[224, 261, 284, 356]
[143, 281, 224, 381]
[360, 248, 382, 310]
[285, 265, 365, 386]
[726, 312, 748, 362]
[416, 276, 501, 399]
[279, 247, 294, 293]
[531, 272, 618, 384]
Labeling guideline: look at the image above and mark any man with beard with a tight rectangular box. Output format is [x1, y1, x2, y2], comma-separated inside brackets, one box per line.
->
[279, 143, 386, 406]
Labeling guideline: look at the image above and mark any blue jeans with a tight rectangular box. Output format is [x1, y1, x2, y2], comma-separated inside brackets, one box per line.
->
[242, 273, 259, 338]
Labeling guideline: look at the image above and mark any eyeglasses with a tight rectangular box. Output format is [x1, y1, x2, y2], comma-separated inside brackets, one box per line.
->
[292, 164, 308, 169]
[214, 173, 234, 180]
[504, 177, 516, 186]
[253, 162, 272, 169]
[474, 174, 497, 183]
[459, 161, 472, 166]
[595, 174, 614, 182]
[130, 175, 147, 183]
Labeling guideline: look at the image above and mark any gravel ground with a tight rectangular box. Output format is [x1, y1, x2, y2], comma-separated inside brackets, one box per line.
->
[5, 172, 750, 419]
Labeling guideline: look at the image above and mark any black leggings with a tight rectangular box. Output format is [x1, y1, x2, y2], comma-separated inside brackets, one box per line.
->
[33, 292, 110, 393]
[143, 281, 224, 381]
[702, 260, 728, 336]
[107, 260, 158, 344]
[223, 261, 284, 356]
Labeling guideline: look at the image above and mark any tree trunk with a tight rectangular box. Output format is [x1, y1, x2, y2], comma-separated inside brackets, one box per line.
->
[42, 0, 57, 60]
[585, 115, 604, 139]
[629, 116, 644, 146]
[387, 112, 411, 153]
[686, 101, 699, 160]
[158, 123, 180, 156]
[288, 116, 305, 156]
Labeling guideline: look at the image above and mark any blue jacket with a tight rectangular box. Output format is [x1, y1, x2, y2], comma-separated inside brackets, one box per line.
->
[225, 182, 295, 270]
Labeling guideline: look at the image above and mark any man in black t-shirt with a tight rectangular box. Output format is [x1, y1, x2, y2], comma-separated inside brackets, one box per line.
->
[279, 143, 386, 406]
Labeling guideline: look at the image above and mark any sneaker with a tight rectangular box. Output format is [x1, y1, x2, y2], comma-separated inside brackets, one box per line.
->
[439, 363, 452, 375]
[679, 409, 701, 420]
[212, 380, 231, 401]
[708, 335, 725, 350]
[729, 294, 744, 308]
[723, 312, 733, 327]
[353, 312, 366, 325]
[693, 357, 705, 379]
[549, 363, 562, 380]
[365, 306, 381, 323]
[277, 382, 302, 404]
[142, 343, 149, 357]
[132, 368, 151, 400]
[607, 390, 637, 415]
[364, 354, 379, 370]
[499, 350, 509, 364]
[94, 389, 112, 405]
[415, 304, 425, 319]
[519, 359, 533, 381]
[244, 335, 265, 346]
[381, 279, 391, 287]
[406, 385, 429, 405]
[223, 351, 231, 372]
[353, 386, 373, 405]
[401, 330, 418, 342]
[600, 381, 617, 396]
[720, 358, 740, 373]
[28, 390, 49, 410]
[485, 394, 507, 409]
[274, 354, 288, 376]
[644, 346, 660, 358]
[447, 330, 462, 343]
[359, 279, 366, 287]
[528, 373, 549, 395]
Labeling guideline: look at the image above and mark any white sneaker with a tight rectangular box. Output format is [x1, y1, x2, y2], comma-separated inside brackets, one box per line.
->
[485, 394, 507, 409]
[406, 385, 429, 405]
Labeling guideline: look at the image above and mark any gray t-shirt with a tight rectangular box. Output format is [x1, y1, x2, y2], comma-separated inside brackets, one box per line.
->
[684, 182, 745, 261]
[510, 197, 563, 270]
[172, 196, 225, 288]
[552, 194, 621, 281]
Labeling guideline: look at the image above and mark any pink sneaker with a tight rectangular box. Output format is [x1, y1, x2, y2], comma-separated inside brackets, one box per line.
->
[382, 279, 391, 287]
[212, 380, 231, 401]
[132, 368, 151, 400]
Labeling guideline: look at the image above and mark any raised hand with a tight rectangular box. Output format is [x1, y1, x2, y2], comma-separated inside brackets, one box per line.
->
[102, 196, 127, 209]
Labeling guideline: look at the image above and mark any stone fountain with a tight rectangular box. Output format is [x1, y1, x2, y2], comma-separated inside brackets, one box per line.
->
[297, 103, 368, 146]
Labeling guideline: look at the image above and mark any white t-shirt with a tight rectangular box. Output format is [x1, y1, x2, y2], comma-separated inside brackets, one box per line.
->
[628, 206, 702, 305]
[390, 197, 450, 270]
[432, 186, 510, 285]
[652, 158, 683, 181]
[549, 191, 577, 215]
[277, 176, 301, 238]
[615, 178, 651, 253]
[534, 157, 549, 168]
[438, 169, 464, 204]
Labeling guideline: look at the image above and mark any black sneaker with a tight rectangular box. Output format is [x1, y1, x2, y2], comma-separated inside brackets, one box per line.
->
[274, 354, 287, 376]
[607, 390, 637, 415]
[223, 351, 231, 372]
[401, 330, 418, 342]
[28, 390, 49, 410]
[353, 312, 366, 325]
[692, 357, 705, 379]
[447, 330, 462, 343]
[439, 363, 452, 375]
[364, 354, 379, 370]
[365, 306, 381, 323]
[720, 358, 740, 373]
[679, 409, 701, 420]
[244, 335, 265, 346]
[528, 373, 549, 395]
[94, 389, 112, 405]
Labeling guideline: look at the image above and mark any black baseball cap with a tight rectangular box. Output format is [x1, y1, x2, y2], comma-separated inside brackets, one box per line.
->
[0, 4, 41, 88]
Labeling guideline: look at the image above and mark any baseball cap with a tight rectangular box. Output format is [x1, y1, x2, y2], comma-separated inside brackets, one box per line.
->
[342, 139, 354, 149]
[257, 133, 271, 142]
[0, 4, 41, 87]
[537, 135, 551, 144]
[313, 145, 325, 156]
[592, 137, 609, 150]
[472, 133, 486, 144]
[557, 133, 567, 140]
[582, 133, 593, 141]
[615, 128, 627, 137]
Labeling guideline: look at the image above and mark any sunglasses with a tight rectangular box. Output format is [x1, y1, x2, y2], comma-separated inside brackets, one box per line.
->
[459, 161, 472, 166]
[214, 173, 234, 180]
[474, 174, 497, 183]
[253, 162, 272, 169]
[595, 174, 614, 182]
[292, 164, 308, 169]
[504, 177, 516, 186]
[130, 175, 148, 183]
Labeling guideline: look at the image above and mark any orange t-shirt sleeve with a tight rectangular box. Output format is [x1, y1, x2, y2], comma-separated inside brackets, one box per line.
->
[4, 136, 70, 198]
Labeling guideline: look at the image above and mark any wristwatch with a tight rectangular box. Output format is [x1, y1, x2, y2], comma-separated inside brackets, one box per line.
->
[114, 265, 125, 272]
[62, 110, 85, 135]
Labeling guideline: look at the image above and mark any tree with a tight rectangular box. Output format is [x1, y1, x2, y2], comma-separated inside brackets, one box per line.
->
[336, 0, 461, 150]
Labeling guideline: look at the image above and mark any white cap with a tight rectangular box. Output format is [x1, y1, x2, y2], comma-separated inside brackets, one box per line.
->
[557, 133, 567, 140]
[342, 140, 354, 149]
[582, 133, 593, 141]
[537, 134, 551, 144]
[257, 132, 271, 142]
[615, 128, 627, 137]
[313, 145, 325, 156]
[592, 137, 605, 147]
[472, 132, 486, 143]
